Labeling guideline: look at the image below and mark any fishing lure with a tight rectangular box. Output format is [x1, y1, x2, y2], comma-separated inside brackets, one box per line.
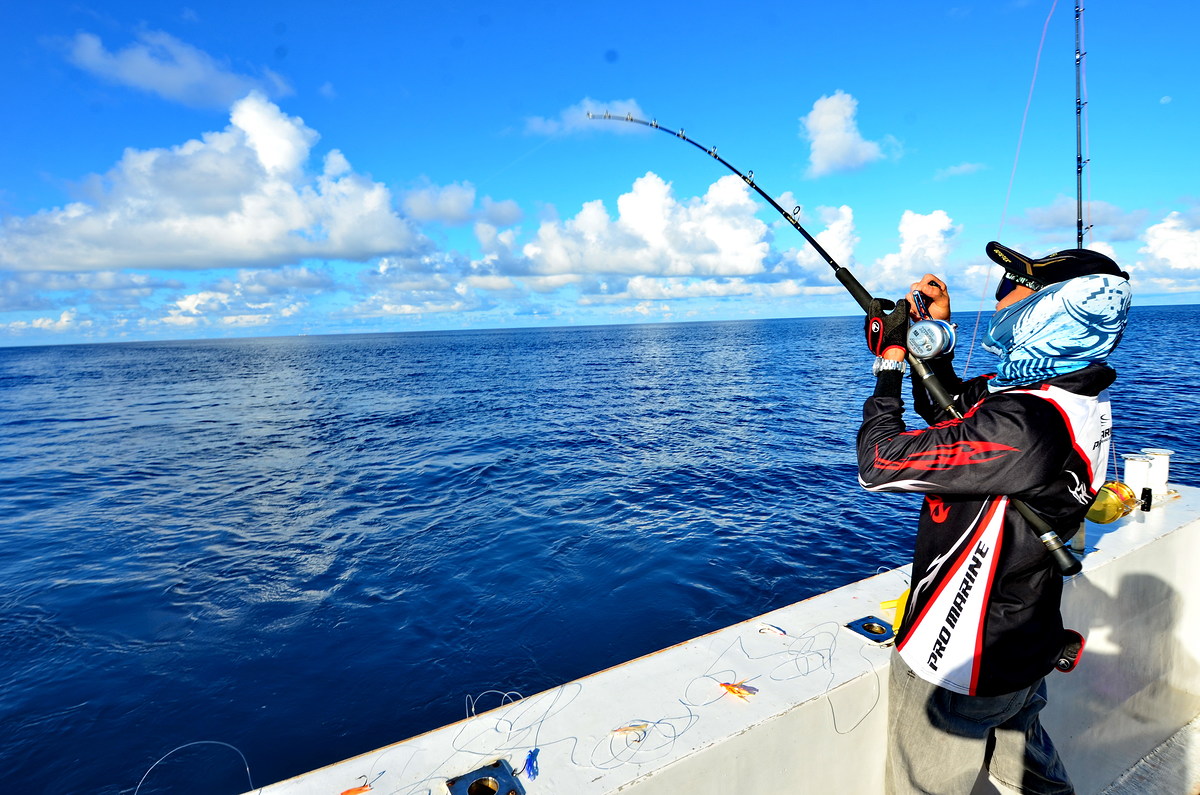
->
[611, 721, 651, 741]
[523, 748, 540, 779]
[719, 680, 759, 700]
[340, 776, 372, 795]
[758, 623, 788, 637]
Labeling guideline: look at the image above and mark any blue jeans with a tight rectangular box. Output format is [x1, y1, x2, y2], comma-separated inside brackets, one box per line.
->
[886, 651, 1073, 794]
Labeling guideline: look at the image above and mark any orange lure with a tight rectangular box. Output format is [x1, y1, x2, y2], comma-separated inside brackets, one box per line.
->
[719, 680, 759, 700]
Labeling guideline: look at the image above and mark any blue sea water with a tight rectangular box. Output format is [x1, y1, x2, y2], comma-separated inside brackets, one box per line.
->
[1, 307, 1196, 793]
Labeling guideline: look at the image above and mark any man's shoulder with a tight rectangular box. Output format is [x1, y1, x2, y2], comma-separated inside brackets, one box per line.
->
[991, 363, 1116, 398]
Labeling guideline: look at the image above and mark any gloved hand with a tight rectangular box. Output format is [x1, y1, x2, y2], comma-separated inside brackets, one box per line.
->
[865, 297, 910, 358]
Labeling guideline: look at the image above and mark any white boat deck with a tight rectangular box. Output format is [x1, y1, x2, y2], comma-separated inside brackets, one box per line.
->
[1099, 713, 1200, 794]
[249, 483, 1200, 795]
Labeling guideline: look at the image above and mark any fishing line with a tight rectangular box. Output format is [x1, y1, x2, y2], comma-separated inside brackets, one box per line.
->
[477, 136, 556, 189]
[595, 106, 1082, 571]
[964, 0, 1061, 375]
[464, 689, 524, 718]
[826, 634, 883, 736]
[996, 0, 1060, 241]
[132, 740, 253, 795]
[448, 683, 585, 785]
[586, 709, 699, 770]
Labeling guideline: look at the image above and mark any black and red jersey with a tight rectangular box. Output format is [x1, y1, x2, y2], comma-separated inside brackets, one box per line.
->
[857, 363, 1115, 696]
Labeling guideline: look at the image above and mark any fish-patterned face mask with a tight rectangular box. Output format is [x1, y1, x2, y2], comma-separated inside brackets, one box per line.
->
[983, 273, 1132, 391]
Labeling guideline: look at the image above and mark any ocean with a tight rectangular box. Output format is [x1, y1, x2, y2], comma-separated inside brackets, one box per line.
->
[1, 306, 1196, 793]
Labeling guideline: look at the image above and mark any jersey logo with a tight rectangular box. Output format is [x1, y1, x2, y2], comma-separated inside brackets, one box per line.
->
[874, 441, 1019, 471]
[1065, 470, 1092, 505]
[927, 495, 951, 523]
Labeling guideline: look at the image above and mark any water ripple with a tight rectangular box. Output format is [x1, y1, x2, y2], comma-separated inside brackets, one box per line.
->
[0, 308, 1195, 792]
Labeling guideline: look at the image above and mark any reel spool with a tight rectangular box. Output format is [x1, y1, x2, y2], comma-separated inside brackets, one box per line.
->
[908, 289, 956, 360]
[908, 319, 956, 360]
[1086, 481, 1140, 524]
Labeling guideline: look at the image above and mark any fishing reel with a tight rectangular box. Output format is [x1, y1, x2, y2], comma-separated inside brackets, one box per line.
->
[907, 290, 956, 360]
[1086, 480, 1140, 524]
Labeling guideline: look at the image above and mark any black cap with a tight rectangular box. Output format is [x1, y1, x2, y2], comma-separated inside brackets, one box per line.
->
[986, 241, 1129, 286]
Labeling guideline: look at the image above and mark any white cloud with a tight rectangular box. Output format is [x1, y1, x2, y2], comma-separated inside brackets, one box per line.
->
[345, 171, 847, 319]
[801, 91, 885, 178]
[463, 274, 516, 291]
[66, 30, 292, 109]
[1021, 196, 1145, 241]
[870, 210, 956, 293]
[0, 93, 425, 273]
[622, 275, 754, 300]
[222, 314, 272, 327]
[779, 205, 859, 274]
[526, 97, 647, 136]
[213, 266, 336, 296]
[349, 253, 486, 318]
[521, 172, 769, 278]
[1137, 212, 1200, 290]
[231, 95, 315, 176]
[480, 197, 522, 226]
[934, 163, 986, 181]
[2, 309, 92, 334]
[157, 287, 275, 328]
[401, 183, 523, 229]
[403, 182, 478, 224]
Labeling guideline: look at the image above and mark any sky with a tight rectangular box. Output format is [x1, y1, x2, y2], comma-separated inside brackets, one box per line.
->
[2, 1, 1198, 346]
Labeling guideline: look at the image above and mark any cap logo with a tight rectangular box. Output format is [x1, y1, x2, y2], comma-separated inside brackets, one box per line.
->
[991, 248, 1012, 264]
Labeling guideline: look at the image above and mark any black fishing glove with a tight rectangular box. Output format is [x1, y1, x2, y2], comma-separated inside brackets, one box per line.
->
[865, 297, 910, 358]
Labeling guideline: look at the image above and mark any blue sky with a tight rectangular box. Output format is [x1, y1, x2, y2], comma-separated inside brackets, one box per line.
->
[2, 1, 1197, 346]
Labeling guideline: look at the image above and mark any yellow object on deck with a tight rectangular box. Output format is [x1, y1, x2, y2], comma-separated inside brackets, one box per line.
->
[880, 588, 909, 634]
[1087, 481, 1140, 524]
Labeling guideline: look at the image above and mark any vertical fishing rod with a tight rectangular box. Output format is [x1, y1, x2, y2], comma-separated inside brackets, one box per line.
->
[1075, 3, 1088, 248]
[589, 110, 1081, 576]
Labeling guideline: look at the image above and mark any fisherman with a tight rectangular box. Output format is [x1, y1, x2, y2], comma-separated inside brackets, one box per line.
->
[857, 242, 1132, 794]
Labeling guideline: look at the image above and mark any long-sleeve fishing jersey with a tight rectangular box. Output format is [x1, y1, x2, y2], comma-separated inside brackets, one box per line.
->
[858, 358, 1115, 696]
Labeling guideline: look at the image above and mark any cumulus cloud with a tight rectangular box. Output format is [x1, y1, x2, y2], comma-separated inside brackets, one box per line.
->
[66, 30, 292, 109]
[526, 97, 647, 136]
[0, 270, 185, 314]
[2, 309, 92, 333]
[348, 252, 486, 318]
[1136, 211, 1200, 291]
[344, 171, 855, 318]
[522, 173, 769, 278]
[0, 93, 425, 273]
[776, 204, 859, 275]
[1020, 196, 1145, 242]
[802, 90, 885, 178]
[212, 265, 336, 296]
[869, 210, 956, 292]
[401, 182, 524, 229]
[403, 182, 480, 225]
[516, 173, 856, 306]
[156, 268, 328, 329]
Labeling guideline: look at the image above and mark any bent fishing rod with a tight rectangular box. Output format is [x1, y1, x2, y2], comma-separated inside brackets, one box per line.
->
[587, 111, 956, 411]
[590, 111, 1081, 576]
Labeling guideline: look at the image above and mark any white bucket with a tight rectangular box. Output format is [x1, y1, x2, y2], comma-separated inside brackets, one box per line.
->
[1122, 454, 1154, 501]
[1140, 448, 1174, 499]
